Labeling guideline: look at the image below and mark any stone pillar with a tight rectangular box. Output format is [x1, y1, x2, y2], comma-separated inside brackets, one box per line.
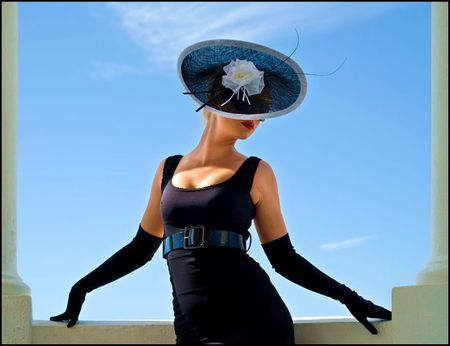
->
[392, 3, 448, 344]
[2, 2, 33, 344]
[416, 1, 448, 286]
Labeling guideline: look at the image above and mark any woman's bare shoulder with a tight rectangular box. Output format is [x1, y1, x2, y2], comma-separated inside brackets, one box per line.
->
[255, 158, 277, 182]
[252, 158, 279, 205]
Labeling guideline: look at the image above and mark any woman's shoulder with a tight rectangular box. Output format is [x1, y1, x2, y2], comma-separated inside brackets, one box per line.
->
[165, 153, 184, 160]
[157, 154, 183, 178]
[161, 153, 183, 167]
[252, 156, 278, 184]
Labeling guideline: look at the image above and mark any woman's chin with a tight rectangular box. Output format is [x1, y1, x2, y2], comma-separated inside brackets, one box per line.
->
[237, 132, 254, 140]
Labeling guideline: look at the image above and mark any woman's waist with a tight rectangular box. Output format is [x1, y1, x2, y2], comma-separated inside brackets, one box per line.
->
[163, 224, 253, 260]
[165, 245, 249, 261]
[163, 223, 251, 241]
[167, 254, 281, 300]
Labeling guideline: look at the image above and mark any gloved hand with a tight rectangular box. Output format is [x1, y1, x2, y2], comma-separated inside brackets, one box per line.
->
[261, 233, 392, 335]
[50, 224, 163, 328]
[49, 283, 87, 328]
[340, 287, 392, 335]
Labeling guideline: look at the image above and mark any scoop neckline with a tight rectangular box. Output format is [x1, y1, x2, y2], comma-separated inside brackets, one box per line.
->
[170, 156, 252, 191]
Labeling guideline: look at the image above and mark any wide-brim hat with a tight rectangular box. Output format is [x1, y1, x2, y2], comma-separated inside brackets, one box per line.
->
[177, 39, 307, 121]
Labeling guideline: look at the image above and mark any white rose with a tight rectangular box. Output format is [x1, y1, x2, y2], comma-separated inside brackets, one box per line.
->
[222, 59, 265, 96]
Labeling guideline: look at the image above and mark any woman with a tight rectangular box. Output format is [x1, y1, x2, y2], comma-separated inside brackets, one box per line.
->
[50, 39, 391, 344]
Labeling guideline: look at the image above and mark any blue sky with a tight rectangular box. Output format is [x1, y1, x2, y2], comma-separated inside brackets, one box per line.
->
[18, 2, 431, 322]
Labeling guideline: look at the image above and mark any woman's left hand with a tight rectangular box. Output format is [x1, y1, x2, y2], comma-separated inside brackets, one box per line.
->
[344, 293, 392, 335]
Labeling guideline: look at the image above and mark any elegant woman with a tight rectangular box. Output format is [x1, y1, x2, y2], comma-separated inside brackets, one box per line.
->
[51, 39, 391, 344]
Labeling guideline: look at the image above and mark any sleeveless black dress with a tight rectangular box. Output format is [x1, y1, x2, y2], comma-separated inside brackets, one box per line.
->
[160, 154, 295, 345]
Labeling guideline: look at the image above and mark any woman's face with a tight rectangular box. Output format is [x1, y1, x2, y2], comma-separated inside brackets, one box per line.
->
[207, 111, 262, 140]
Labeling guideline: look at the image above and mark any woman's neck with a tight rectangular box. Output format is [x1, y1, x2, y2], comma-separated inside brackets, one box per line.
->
[188, 123, 240, 164]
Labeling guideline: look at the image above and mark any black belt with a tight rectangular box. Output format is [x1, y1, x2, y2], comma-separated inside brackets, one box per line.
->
[162, 225, 252, 258]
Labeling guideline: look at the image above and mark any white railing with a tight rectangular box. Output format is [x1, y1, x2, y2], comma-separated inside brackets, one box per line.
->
[32, 317, 392, 344]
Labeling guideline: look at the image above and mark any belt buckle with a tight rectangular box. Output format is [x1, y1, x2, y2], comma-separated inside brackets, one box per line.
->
[183, 225, 206, 249]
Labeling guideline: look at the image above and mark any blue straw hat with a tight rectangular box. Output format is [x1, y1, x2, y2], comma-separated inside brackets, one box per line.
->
[177, 39, 307, 121]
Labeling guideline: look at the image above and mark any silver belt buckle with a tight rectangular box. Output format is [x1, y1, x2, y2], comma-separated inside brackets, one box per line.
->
[183, 225, 206, 249]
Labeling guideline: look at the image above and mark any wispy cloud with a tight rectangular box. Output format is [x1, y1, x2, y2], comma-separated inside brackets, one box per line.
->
[91, 61, 152, 80]
[320, 234, 377, 251]
[104, 2, 403, 71]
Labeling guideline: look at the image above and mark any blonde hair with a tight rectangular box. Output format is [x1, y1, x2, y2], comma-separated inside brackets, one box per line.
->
[202, 109, 211, 126]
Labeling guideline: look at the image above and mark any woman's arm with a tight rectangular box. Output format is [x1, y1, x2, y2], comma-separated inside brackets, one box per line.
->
[253, 160, 348, 300]
[140, 158, 166, 238]
[252, 159, 391, 335]
[50, 158, 166, 328]
[252, 159, 288, 244]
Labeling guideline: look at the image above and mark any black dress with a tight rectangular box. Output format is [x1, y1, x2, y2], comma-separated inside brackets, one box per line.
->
[160, 154, 295, 345]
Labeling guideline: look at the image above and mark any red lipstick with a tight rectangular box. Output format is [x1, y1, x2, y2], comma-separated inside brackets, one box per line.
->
[241, 120, 254, 130]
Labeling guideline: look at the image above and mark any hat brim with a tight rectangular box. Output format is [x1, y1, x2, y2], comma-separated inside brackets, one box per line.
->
[177, 39, 307, 120]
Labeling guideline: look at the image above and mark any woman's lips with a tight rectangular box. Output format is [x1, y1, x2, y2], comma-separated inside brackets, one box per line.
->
[241, 121, 254, 130]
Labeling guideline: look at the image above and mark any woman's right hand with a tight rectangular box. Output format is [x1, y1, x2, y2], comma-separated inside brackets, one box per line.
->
[50, 283, 87, 328]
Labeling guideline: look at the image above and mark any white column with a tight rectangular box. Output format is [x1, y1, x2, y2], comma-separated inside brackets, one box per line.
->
[392, 3, 448, 344]
[416, 1, 448, 286]
[2, 2, 32, 344]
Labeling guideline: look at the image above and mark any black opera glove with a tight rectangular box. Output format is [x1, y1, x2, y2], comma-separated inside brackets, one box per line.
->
[261, 233, 392, 335]
[50, 224, 163, 328]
